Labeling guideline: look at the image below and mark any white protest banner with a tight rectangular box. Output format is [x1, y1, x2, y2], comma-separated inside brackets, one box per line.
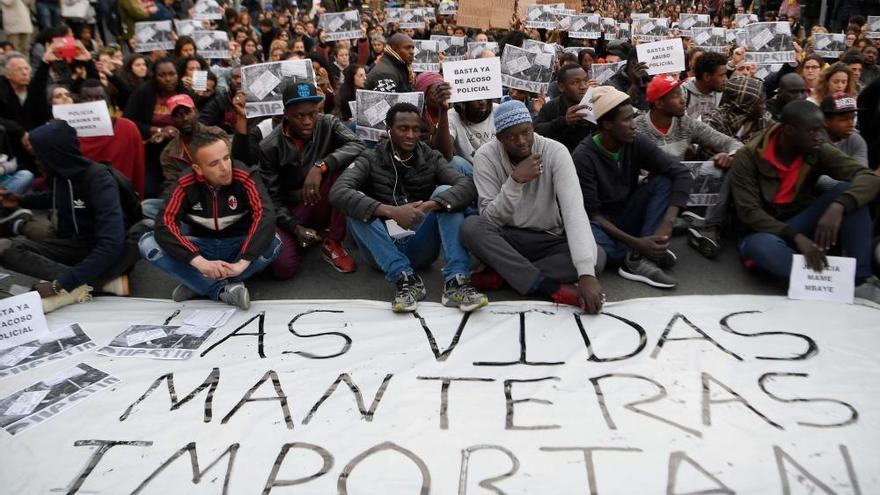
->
[868, 16, 880, 38]
[52, 101, 114, 137]
[1, 296, 879, 492]
[636, 38, 686, 76]
[355, 90, 425, 141]
[467, 41, 498, 59]
[788, 255, 857, 304]
[682, 160, 724, 206]
[412, 40, 441, 73]
[0, 324, 93, 379]
[134, 21, 174, 52]
[567, 14, 602, 39]
[524, 4, 559, 29]
[191, 0, 222, 20]
[241, 60, 316, 118]
[813, 33, 846, 59]
[191, 70, 208, 91]
[430, 34, 467, 62]
[744, 22, 795, 64]
[633, 16, 669, 42]
[320, 11, 363, 41]
[0, 292, 49, 351]
[500, 44, 556, 93]
[60, 0, 89, 19]
[173, 19, 203, 37]
[443, 57, 502, 103]
[397, 8, 426, 29]
[693, 27, 728, 53]
[678, 13, 710, 37]
[193, 30, 229, 59]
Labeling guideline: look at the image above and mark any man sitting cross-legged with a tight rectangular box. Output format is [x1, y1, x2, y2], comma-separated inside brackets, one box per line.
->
[139, 131, 280, 310]
[329, 102, 487, 313]
[460, 99, 606, 314]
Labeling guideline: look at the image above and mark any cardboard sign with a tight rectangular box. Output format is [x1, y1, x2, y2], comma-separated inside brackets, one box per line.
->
[636, 38, 686, 76]
[443, 57, 502, 103]
[788, 255, 856, 304]
[52, 101, 114, 138]
[0, 292, 49, 351]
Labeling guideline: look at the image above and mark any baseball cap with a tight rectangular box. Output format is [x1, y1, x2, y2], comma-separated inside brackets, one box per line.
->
[646, 75, 684, 103]
[820, 92, 859, 114]
[167, 94, 195, 115]
[282, 82, 324, 107]
[591, 86, 630, 122]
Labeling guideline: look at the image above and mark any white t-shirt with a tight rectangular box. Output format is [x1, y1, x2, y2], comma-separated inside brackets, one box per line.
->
[448, 103, 498, 163]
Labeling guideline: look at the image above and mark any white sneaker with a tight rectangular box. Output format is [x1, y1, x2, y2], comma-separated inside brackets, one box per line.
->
[42, 285, 93, 314]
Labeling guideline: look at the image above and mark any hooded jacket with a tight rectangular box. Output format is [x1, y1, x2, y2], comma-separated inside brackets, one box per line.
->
[20, 121, 127, 291]
[365, 50, 413, 93]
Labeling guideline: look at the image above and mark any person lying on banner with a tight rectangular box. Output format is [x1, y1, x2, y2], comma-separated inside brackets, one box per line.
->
[730, 99, 880, 303]
[330, 102, 488, 314]
[139, 131, 281, 310]
[460, 99, 605, 314]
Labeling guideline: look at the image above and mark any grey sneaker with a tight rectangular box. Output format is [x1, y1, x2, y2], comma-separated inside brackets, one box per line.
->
[855, 276, 880, 305]
[688, 224, 722, 259]
[618, 252, 677, 289]
[442, 274, 489, 312]
[172, 283, 197, 302]
[651, 249, 678, 269]
[219, 282, 250, 310]
[392, 273, 426, 313]
[672, 211, 704, 236]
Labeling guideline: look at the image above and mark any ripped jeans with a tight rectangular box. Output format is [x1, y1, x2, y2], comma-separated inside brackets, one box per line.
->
[139, 232, 281, 300]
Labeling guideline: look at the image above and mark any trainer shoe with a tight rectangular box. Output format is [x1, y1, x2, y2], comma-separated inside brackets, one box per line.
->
[618, 252, 677, 289]
[855, 276, 880, 305]
[672, 211, 704, 236]
[42, 285, 93, 314]
[0, 208, 32, 237]
[688, 224, 723, 259]
[651, 249, 678, 269]
[219, 282, 250, 310]
[101, 275, 130, 296]
[392, 273, 426, 313]
[442, 274, 489, 312]
[172, 283, 197, 302]
[321, 238, 356, 273]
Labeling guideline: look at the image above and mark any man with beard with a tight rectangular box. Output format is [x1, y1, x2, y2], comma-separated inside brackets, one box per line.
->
[365, 33, 415, 93]
[534, 63, 596, 152]
[448, 98, 498, 163]
[199, 63, 244, 134]
[860, 45, 879, 87]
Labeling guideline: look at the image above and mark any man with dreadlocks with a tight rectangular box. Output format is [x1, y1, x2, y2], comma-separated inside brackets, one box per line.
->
[365, 33, 415, 93]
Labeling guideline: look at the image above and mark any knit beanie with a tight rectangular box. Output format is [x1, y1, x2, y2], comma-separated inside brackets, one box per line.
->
[494, 99, 532, 134]
[415, 72, 445, 93]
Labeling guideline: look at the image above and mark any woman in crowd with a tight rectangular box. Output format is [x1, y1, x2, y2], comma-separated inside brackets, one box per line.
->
[811, 62, 857, 104]
[242, 38, 262, 61]
[177, 55, 212, 107]
[801, 54, 824, 96]
[334, 63, 366, 122]
[109, 54, 150, 111]
[173, 36, 196, 61]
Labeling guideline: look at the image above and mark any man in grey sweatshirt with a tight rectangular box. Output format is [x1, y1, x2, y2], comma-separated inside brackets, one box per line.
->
[460, 99, 605, 313]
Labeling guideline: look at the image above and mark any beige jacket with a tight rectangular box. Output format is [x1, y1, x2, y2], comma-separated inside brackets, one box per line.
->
[0, 0, 34, 35]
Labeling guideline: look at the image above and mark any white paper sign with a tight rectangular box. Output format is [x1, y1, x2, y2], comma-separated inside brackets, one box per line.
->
[134, 21, 174, 52]
[364, 99, 391, 126]
[183, 309, 235, 328]
[4, 389, 50, 416]
[52, 101, 114, 138]
[788, 255, 857, 304]
[0, 292, 49, 350]
[0, 346, 39, 367]
[579, 87, 596, 124]
[385, 219, 415, 240]
[443, 57, 503, 103]
[192, 70, 208, 92]
[125, 328, 168, 347]
[635, 38, 686, 76]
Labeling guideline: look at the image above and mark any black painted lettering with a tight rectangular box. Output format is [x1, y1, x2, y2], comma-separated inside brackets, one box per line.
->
[702, 372, 782, 429]
[774, 445, 862, 494]
[540, 446, 642, 494]
[651, 313, 743, 361]
[719, 311, 818, 361]
[263, 442, 333, 494]
[413, 311, 471, 361]
[338, 442, 430, 494]
[417, 376, 495, 429]
[303, 373, 393, 425]
[758, 372, 857, 428]
[131, 442, 239, 494]
[458, 445, 519, 494]
[201, 311, 267, 358]
[283, 310, 351, 359]
[119, 368, 219, 423]
[667, 451, 734, 494]
[574, 312, 647, 362]
[222, 370, 294, 429]
[65, 440, 152, 494]
[504, 377, 561, 430]
[475, 311, 564, 366]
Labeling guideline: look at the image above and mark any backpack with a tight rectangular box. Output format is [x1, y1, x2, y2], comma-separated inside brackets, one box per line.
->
[85, 162, 143, 225]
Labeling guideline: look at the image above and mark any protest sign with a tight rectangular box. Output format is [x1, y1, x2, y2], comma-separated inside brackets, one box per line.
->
[754, 63, 783, 81]
[421, 6, 436, 22]
[193, 30, 229, 59]
[437, 1, 457, 15]
[398, 8, 427, 29]
[355, 90, 424, 141]
[678, 13, 710, 38]
[633, 17, 669, 42]
[636, 38, 686, 76]
[578, 86, 596, 124]
[241, 60, 316, 118]
[0, 292, 49, 351]
[60, 0, 89, 19]
[443, 57, 502, 103]
[191, 70, 208, 92]
[1, 296, 878, 492]
[320, 11, 362, 42]
[524, 4, 559, 29]
[744, 22, 795, 64]
[173, 19, 203, 37]
[682, 160, 724, 206]
[52, 101, 114, 137]
[522, 38, 558, 55]
[693, 27, 728, 53]
[191, 0, 222, 20]
[601, 17, 619, 39]
[788, 255, 857, 304]
[500, 44, 556, 93]
[589, 61, 624, 85]
[813, 33, 846, 59]
[134, 21, 174, 52]
[618, 22, 631, 40]
[734, 13, 758, 27]
[567, 14, 602, 39]
[630, 12, 649, 21]
[430, 35, 467, 62]
[96, 323, 217, 360]
[467, 41, 499, 59]
[412, 40, 441, 73]
[0, 324, 93, 379]
[868, 16, 880, 38]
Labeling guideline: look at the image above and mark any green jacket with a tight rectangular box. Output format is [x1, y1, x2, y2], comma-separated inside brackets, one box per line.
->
[119, 0, 150, 40]
[729, 123, 880, 243]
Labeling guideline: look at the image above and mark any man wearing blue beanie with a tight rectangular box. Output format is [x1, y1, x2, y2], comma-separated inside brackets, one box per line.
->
[460, 99, 606, 313]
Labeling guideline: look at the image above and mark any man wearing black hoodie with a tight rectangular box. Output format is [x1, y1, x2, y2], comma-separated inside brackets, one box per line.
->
[0, 120, 134, 312]
[365, 33, 414, 93]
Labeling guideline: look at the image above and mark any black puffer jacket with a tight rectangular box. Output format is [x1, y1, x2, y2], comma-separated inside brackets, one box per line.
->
[365, 54, 412, 93]
[330, 140, 475, 223]
[256, 114, 365, 233]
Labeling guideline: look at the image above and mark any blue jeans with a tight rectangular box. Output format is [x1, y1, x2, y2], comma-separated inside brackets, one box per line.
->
[347, 186, 470, 283]
[738, 182, 873, 280]
[36, 2, 61, 30]
[0, 170, 34, 195]
[139, 232, 282, 299]
[141, 198, 166, 220]
[449, 155, 478, 217]
[590, 176, 672, 260]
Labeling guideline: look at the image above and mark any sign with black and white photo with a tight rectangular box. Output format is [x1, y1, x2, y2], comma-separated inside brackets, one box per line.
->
[412, 40, 441, 73]
[241, 60, 316, 118]
[0, 363, 117, 435]
[524, 4, 560, 29]
[754, 63, 784, 81]
[693, 27, 728, 53]
[0, 324, 93, 379]
[590, 61, 624, 85]
[813, 33, 846, 59]
[431, 35, 467, 62]
[630, 12, 649, 21]
[0, 292, 49, 351]
[421, 6, 436, 22]
[96, 323, 217, 360]
[636, 38, 686, 76]
[173, 19, 204, 37]
[683, 160, 724, 206]
[602, 17, 619, 40]
[134, 21, 174, 53]
[522, 38, 557, 56]
[467, 41, 498, 59]
[678, 13, 710, 38]
[397, 8, 427, 29]
[191, 0, 223, 20]
[52, 101, 114, 137]
[437, 1, 457, 16]
[60, 0, 89, 19]
[443, 57, 502, 103]
[384, 7, 400, 25]
[868, 16, 880, 38]
[734, 13, 758, 27]
[320, 10, 362, 42]
[567, 14, 602, 39]
[633, 17, 670, 43]
[194, 30, 229, 59]
[500, 44, 556, 93]
[618, 22, 631, 40]
[743, 22, 795, 64]
[355, 90, 424, 141]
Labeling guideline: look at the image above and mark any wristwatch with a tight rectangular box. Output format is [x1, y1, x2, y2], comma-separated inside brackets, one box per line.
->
[314, 161, 328, 174]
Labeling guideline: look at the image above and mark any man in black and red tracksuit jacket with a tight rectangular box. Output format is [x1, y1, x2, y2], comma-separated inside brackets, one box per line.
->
[139, 131, 280, 310]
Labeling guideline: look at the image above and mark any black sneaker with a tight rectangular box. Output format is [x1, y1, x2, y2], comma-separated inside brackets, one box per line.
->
[392, 273, 426, 313]
[688, 225, 722, 259]
[618, 252, 677, 289]
[441, 274, 489, 312]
